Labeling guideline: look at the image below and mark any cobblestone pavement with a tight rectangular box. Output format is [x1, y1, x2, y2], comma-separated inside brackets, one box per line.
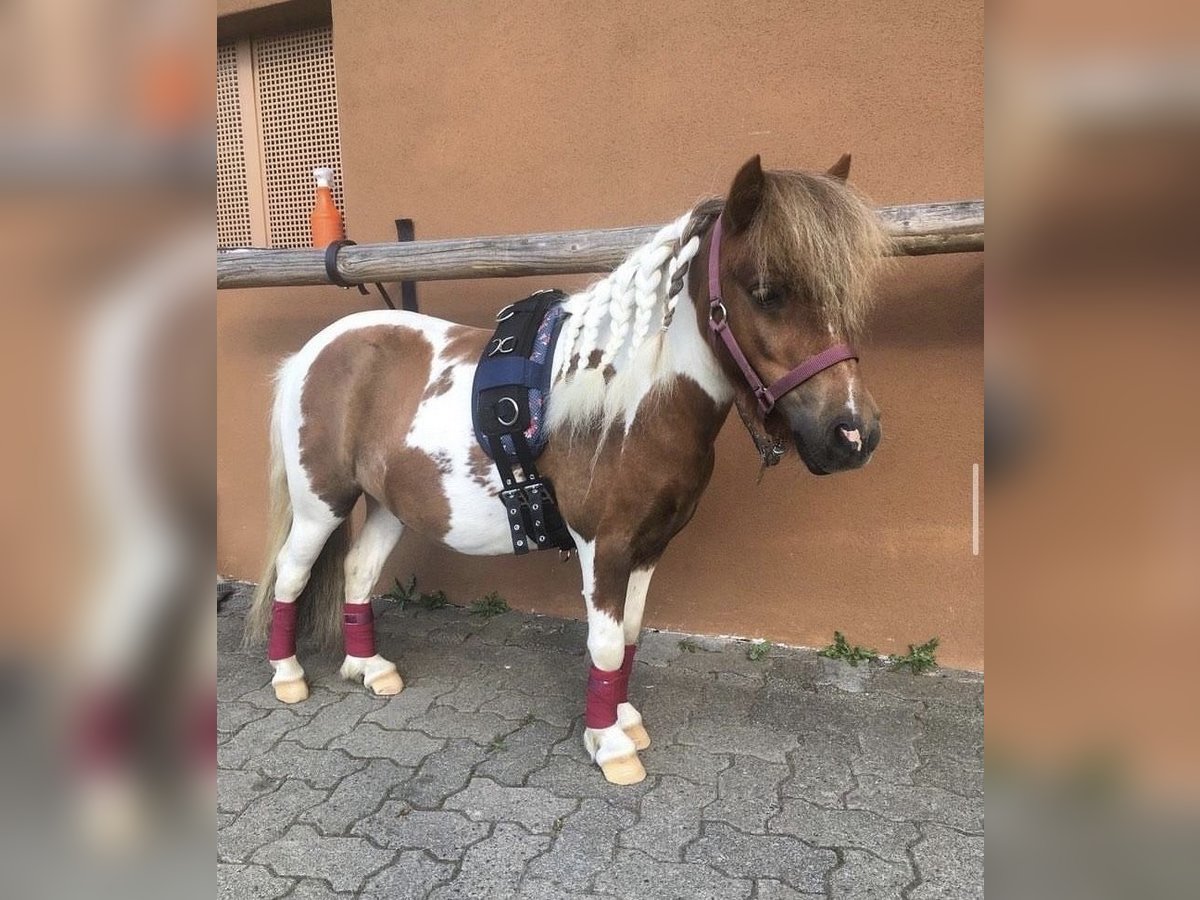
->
[218, 586, 983, 899]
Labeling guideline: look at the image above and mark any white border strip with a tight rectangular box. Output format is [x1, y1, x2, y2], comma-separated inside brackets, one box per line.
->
[972, 463, 980, 556]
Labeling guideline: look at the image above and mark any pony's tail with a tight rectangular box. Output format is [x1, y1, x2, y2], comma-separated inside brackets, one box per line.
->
[244, 367, 350, 653]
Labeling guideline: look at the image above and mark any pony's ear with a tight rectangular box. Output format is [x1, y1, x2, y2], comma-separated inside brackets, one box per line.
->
[827, 153, 852, 181]
[725, 155, 765, 232]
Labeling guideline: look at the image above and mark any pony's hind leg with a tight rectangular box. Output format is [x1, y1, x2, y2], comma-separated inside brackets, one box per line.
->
[616, 566, 656, 751]
[269, 503, 344, 703]
[339, 499, 405, 696]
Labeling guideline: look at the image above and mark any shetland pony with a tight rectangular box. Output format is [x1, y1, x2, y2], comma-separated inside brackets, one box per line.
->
[246, 156, 887, 784]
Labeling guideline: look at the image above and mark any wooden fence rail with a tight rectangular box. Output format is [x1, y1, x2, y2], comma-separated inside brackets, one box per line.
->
[217, 199, 982, 290]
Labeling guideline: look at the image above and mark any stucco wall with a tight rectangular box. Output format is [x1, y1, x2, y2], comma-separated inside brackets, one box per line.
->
[217, 0, 984, 668]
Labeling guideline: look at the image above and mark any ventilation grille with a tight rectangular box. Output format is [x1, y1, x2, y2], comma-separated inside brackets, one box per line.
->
[253, 26, 345, 250]
[217, 42, 253, 249]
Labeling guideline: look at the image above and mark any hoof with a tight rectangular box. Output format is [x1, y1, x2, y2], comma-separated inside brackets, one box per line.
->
[367, 670, 404, 696]
[273, 678, 309, 704]
[623, 722, 651, 751]
[599, 753, 646, 785]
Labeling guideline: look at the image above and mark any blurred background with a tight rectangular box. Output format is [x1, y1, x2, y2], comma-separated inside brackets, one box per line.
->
[0, 0, 1195, 896]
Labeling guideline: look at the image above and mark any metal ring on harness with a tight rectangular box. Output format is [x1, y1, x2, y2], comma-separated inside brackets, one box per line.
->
[495, 397, 520, 427]
[495, 304, 516, 322]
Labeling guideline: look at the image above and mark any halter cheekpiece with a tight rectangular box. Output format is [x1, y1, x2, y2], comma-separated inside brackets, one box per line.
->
[706, 215, 857, 416]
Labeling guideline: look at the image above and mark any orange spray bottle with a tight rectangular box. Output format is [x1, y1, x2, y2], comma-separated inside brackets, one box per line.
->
[310, 167, 345, 248]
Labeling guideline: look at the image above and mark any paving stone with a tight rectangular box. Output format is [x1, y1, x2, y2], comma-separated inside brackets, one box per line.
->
[247, 741, 365, 789]
[518, 878, 614, 900]
[360, 849, 455, 898]
[219, 659, 273, 703]
[480, 688, 578, 727]
[218, 708, 305, 769]
[286, 879, 352, 899]
[909, 824, 984, 900]
[287, 692, 383, 748]
[770, 798, 920, 863]
[780, 735, 858, 806]
[869, 669, 983, 708]
[635, 630, 686, 667]
[596, 849, 754, 900]
[638, 742, 730, 785]
[217, 862, 292, 900]
[300, 758, 414, 834]
[444, 777, 578, 833]
[814, 657, 876, 693]
[619, 775, 714, 861]
[828, 848, 912, 899]
[685, 823, 836, 894]
[219, 768, 280, 814]
[219, 701, 269, 735]
[429, 822, 550, 900]
[237, 683, 346, 711]
[755, 877, 824, 898]
[475, 719, 568, 786]
[360, 683, 442, 730]
[526, 754, 655, 810]
[251, 824, 393, 892]
[705, 755, 788, 832]
[437, 678, 504, 713]
[330, 723, 444, 767]
[353, 805, 489, 860]
[846, 776, 983, 833]
[218, 596, 983, 898]
[218, 779, 324, 863]
[407, 705, 513, 743]
[677, 721, 798, 764]
[912, 753, 983, 799]
[852, 714, 922, 783]
[506, 617, 588, 656]
[525, 798, 635, 890]
[394, 739, 491, 808]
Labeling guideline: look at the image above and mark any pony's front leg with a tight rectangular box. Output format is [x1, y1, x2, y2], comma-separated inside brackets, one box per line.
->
[616, 566, 655, 751]
[577, 539, 645, 785]
[338, 501, 405, 696]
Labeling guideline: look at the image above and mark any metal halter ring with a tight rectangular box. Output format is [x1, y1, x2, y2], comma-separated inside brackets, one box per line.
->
[495, 304, 516, 322]
[710, 300, 728, 325]
[495, 396, 520, 427]
[488, 335, 517, 356]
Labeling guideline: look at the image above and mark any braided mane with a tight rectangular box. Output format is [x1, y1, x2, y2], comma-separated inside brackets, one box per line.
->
[547, 203, 718, 435]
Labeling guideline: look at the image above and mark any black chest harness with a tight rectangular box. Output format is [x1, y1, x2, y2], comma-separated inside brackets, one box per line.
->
[470, 290, 576, 556]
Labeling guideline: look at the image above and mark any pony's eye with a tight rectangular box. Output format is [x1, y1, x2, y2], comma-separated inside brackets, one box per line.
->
[749, 284, 784, 308]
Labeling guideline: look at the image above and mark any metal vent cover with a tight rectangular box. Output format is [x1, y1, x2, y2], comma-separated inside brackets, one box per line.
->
[252, 26, 346, 250]
[217, 42, 253, 249]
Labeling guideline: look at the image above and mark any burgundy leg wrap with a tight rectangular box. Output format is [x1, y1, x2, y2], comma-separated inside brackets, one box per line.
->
[267, 600, 299, 661]
[74, 690, 133, 773]
[616, 644, 636, 704]
[343, 601, 377, 658]
[585, 664, 624, 729]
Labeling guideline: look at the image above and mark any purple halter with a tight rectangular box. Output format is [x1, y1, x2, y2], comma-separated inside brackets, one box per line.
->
[706, 215, 857, 416]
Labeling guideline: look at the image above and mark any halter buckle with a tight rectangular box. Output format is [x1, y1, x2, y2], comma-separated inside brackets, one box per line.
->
[710, 300, 728, 326]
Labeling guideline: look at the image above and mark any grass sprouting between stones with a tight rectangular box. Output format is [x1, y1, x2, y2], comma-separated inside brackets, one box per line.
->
[818, 631, 880, 667]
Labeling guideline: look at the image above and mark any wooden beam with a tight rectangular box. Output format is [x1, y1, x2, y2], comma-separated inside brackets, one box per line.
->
[217, 200, 983, 289]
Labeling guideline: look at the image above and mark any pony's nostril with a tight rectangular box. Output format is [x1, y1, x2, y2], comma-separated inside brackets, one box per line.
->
[835, 423, 864, 452]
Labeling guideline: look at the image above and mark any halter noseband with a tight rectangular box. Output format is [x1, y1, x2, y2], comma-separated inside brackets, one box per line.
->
[706, 215, 857, 416]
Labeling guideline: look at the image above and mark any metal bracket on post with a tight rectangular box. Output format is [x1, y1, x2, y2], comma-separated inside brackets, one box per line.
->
[394, 218, 419, 312]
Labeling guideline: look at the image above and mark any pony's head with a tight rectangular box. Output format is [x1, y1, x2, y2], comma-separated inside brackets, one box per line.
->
[700, 155, 889, 475]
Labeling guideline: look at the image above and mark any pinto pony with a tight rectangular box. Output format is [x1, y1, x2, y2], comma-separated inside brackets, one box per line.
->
[245, 156, 888, 784]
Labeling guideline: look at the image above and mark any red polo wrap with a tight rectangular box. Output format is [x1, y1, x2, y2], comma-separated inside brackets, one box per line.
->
[268, 600, 299, 661]
[343, 601, 376, 658]
[585, 664, 623, 729]
[617, 644, 636, 704]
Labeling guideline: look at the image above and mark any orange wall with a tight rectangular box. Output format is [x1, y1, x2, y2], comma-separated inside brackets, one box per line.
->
[217, 0, 984, 668]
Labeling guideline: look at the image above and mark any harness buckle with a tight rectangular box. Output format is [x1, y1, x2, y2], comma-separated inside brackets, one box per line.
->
[488, 335, 517, 356]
